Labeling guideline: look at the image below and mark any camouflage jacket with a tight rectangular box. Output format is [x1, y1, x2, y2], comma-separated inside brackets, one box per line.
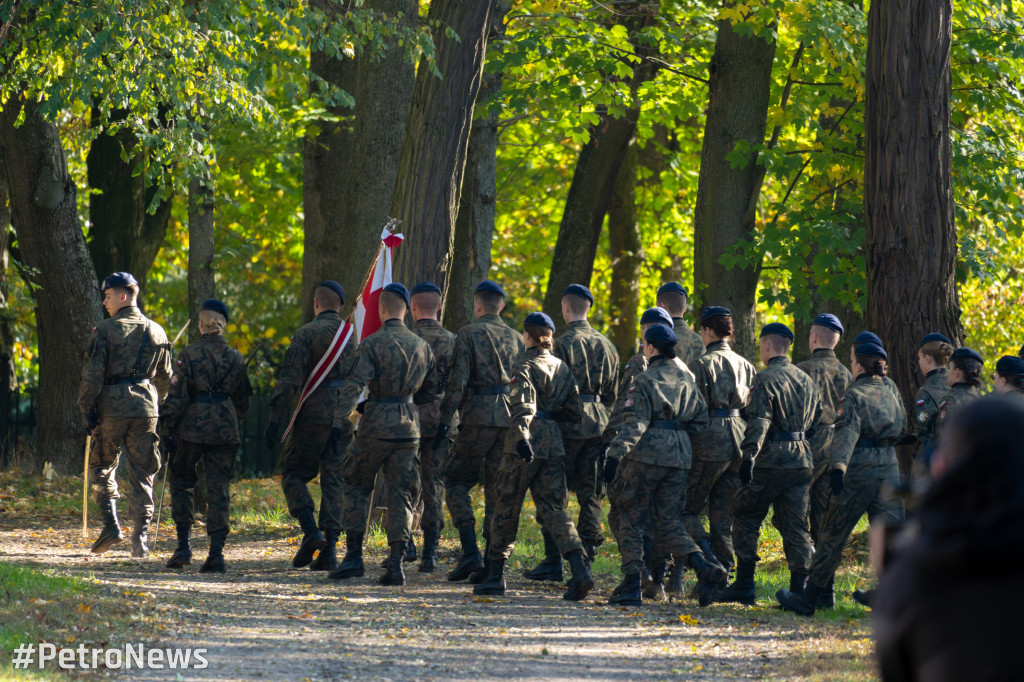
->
[504, 347, 582, 460]
[78, 306, 172, 420]
[333, 319, 437, 440]
[673, 317, 706, 369]
[741, 356, 822, 469]
[412, 318, 457, 430]
[553, 320, 618, 439]
[829, 375, 907, 477]
[608, 355, 709, 469]
[797, 348, 853, 467]
[439, 313, 524, 428]
[269, 311, 357, 428]
[605, 351, 647, 438]
[914, 368, 949, 455]
[691, 340, 757, 462]
[936, 382, 982, 436]
[160, 334, 252, 445]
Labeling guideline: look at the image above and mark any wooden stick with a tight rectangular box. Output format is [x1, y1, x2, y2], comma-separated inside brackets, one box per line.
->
[82, 434, 91, 538]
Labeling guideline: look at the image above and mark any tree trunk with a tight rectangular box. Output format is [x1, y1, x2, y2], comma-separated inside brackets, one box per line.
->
[0, 170, 15, 464]
[607, 142, 642, 362]
[390, 0, 495, 301]
[445, 2, 509, 332]
[187, 175, 215, 343]
[864, 0, 959, 407]
[693, 13, 777, 360]
[0, 93, 102, 471]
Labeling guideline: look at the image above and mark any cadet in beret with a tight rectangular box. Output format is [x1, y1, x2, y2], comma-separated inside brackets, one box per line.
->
[160, 299, 253, 572]
[777, 342, 906, 615]
[849, 331, 902, 401]
[935, 348, 984, 439]
[993, 355, 1024, 403]
[475, 312, 594, 601]
[328, 283, 437, 586]
[265, 280, 357, 572]
[908, 333, 954, 473]
[435, 280, 525, 583]
[717, 323, 821, 605]
[78, 272, 173, 558]
[656, 282, 705, 368]
[407, 282, 457, 572]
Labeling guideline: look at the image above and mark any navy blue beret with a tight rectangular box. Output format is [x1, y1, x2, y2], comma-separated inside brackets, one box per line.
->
[951, 347, 983, 364]
[475, 279, 506, 298]
[562, 283, 594, 306]
[812, 313, 844, 335]
[657, 282, 689, 298]
[996, 355, 1024, 376]
[700, 306, 731, 323]
[524, 312, 555, 331]
[200, 298, 229, 322]
[383, 282, 411, 309]
[102, 272, 138, 290]
[853, 331, 882, 346]
[317, 280, 346, 304]
[760, 322, 794, 341]
[411, 281, 442, 297]
[640, 307, 673, 327]
[644, 323, 678, 345]
[855, 342, 887, 360]
[919, 332, 952, 347]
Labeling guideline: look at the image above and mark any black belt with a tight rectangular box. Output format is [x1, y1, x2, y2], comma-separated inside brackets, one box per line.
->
[770, 431, 806, 442]
[467, 385, 509, 396]
[535, 409, 556, 420]
[106, 377, 150, 386]
[368, 395, 414, 404]
[710, 409, 741, 418]
[193, 392, 229, 403]
[580, 394, 602, 403]
[856, 436, 896, 448]
[325, 379, 346, 388]
[650, 419, 681, 430]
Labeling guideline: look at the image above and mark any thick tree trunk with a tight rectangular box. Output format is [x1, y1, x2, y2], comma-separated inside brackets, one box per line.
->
[390, 0, 495, 299]
[0, 93, 102, 471]
[864, 0, 959, 407]
[0, 171, 15, 463]
[693, 14, 777, 361]
[607, 142, 642, 362]
[187, 175, 215, 343]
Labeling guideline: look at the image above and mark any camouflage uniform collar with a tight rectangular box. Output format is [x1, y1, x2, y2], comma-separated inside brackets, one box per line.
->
[568, 320, 591, 330]
[926, 367, 946, 378]
[671, 316, 687, 323]
[706, 340, 730, 352]
[649, 355, 672, 366]
[854, 373, 883, 384]
[812, 348, 837, 358]
[478, 313, 503, 324]
[950, 381, 975, 390]
[113, 305, 142, 320]
[316, 310, 341, 320]
[525, 346, 550, 356]
[414, 318, 441, 328]
[200, 333, 228, 345]
[382, 318, 407, 329]
[767, 355, 790, 365]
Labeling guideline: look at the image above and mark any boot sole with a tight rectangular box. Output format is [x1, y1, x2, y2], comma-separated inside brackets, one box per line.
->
[90, 537, 123, 554]
[473, 587, 505, 596]
[523, 569, 563, 582]
[417, 563, 437, 573]
[447, 563, 485, 582]
[608, 597, 641, 606]
[329, 568, 365, 580]
[165, 559, 192, 569]
[309, 563, 337, 572]
[564, 579, 595, 602]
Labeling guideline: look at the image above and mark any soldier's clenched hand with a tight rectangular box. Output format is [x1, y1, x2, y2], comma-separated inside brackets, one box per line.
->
[516, 439, 534, 463]
[602, 456, 619, 484]
[829, 469, 845, 497]
[264, 422, 280, 450]
[739, 457, 754, 485]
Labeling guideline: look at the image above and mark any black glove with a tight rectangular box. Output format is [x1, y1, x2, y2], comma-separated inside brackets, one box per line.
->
[264, 422, 280, 450]
[739, 457, 754, 485]
[602, 456, 619, 484]
[431, 424, 450, 451]
[595, 442, 612, 463]
[516, 439, 535, 463]
[895, 433, 917, 447]
[829, 469, 845, 497]
[356, 400, 366, 415]
[86, 408, 99, 434]
[327, 426, 343, 453]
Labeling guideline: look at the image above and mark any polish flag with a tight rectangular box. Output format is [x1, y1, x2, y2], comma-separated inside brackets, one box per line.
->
[355, 227, 404, 341]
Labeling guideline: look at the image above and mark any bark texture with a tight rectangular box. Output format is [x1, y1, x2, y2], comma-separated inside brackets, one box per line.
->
[607, 142, 642, 362]
[0, 171, 14, 462]
[187, 175, 215, 344]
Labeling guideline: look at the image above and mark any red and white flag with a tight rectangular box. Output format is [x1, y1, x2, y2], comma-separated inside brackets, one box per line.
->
[355, 227, 404, 341]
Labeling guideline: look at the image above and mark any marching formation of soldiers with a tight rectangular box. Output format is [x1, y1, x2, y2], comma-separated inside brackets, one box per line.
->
[78, 270, 1024, 611]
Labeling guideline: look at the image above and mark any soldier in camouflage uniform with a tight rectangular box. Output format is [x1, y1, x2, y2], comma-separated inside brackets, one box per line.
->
[328, 283, 437, 586]
[474, 312, 595, 601]
[160, 299, 252, 573]
[603, 324, 726, 607]
[906, 333, 953, 475]
[777, 342, 906, 615]
[935, 348, 984, 437]
[265, 281, 357, 571]
[655, 282, 705, 368]
[435, 280, 524, 583]
[717, 323, 821, 605]
[849, 331, 902, 401]
[993, 355, 1024, 404]
[408, 282, 457, 573]
[78, 272, 172, 558]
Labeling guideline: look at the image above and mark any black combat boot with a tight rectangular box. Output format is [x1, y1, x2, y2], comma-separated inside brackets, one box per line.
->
[404, 535, 417, 563]
[582, 541, 599, 569]
[776, 580, 824, 616]
[470, 539, 490, 584]
[418, 530, 440, 573]
[852, 588, 874, 607]
[310, 529, 340, 572]
[292, 508, 326, 568]
[689, 551, 728, 607]
[447, 523, 484, 582]
[697, 539, 726, 571]
[523, 530, 563, 582]
[666, 561, 685, 595]
[379, 542, 406, 586]
[715, 561, 756, 606]
[90, 499, 124, 554]
[643, 560, 667, 601]
[200, 530, 227, 574]
[789, 571, 808, 594]
[473, 556, 506, 596]
[608, 572, 642, 607]
[165, 524, 192, 568]
[817, 575, 836, 609]
[131, 518, 150, 559]
[563, 550, 595, 602]
[329, 532, 365, 580]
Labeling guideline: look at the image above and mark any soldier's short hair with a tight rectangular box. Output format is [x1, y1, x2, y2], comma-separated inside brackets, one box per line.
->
[763, 334, 792, 355]
[380, 290, 408, 315]
[810, 324, 840, 348]
[110, 284, 139, 300]
[524, 324, 553, 350]
[411, 290, 441, 314]
[562, 293, 591, 315]
[474, 290, 504, 314]
[655, 290, 686, 316]
[314, 285, 343, 310]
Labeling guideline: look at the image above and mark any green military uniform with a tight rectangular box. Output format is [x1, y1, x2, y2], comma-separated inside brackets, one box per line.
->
[673, 317, 706, 368]
[913, 368, 948, 461]
[605, 352, 648, 439]
[936, 382, 982, 435]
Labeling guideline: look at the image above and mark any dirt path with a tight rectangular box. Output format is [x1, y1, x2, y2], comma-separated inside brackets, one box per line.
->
[0, 523, 872, 681]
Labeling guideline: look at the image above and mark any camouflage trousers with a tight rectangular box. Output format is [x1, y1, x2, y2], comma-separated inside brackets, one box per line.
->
[809, 455, 832, 545]
[562, 437, 605, 549]
[608, 459, 700, 575]
[89, 416, 160, 523]
[341, 436, 419, 544]
[809, 469, 903, 586]
[169, 441, 235, 534]
[733, 466, 813, 573]
[280, 421, 352, 531]
[488, 454, 583, 560]
[416, 432, 449, 534]
[680, 458, 740, 571]
[445, 425, 506, 541]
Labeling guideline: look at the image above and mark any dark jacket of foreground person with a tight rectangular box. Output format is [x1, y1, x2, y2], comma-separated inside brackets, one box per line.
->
[873, 397, 1024, 682]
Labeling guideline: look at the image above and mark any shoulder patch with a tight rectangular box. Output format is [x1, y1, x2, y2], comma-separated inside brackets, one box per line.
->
[917, 411, 929, 423]
[915, 399, 925, 406]
[836, 407, 844, 417]
[510, 376, 517, 384]
[628, 385, 636, 393]
[838, 396, 845, 402]
[625, 398, 634, 407]
[171, 375, 179, 385]
[176, 359, 183, 366]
